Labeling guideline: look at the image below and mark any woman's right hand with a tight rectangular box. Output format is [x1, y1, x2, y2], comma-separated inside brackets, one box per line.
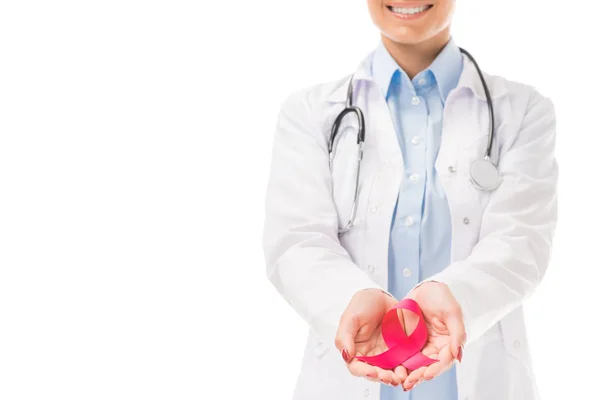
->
[335, 288, 409, 387]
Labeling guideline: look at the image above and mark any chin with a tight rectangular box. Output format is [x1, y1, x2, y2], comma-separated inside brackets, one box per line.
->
[384, 28, 431, 45]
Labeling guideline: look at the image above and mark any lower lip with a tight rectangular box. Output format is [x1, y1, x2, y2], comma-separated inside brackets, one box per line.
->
[387, 5, 433, 20]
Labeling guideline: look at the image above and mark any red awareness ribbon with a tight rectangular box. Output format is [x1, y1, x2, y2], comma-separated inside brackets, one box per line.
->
[355, 298, 438, 370]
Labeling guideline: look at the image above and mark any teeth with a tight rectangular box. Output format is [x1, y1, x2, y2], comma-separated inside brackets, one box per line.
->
[390, 5, 430, 15]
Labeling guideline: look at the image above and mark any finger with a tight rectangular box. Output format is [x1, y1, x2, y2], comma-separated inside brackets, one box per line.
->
[375, 367, 396, 386]
[444, 310, 466, 361]
[347, 359, 378, 378]
[403, 366, 427, 390]
[393, 365, 408, 384]
[381, 370, 403, 387]
[335, 311, 360, 362]
[423, 345, 454, 380]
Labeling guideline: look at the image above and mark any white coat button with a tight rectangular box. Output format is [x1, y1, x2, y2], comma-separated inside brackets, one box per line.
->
[448, 165, 456, 173]
[411, 96, 420, 105]
[463, 217, 470, 225]
[411, 136, 421, 146]
[367, 264, 375, 273]
[404, 216, 414, 227]
[403, 268, 412, 277]
[371, 206, 378, 213]
[364, 389, 370, 397]
[317, 339, 323, 346]
[513, 340, 520, 348]
[409, 173, 420, 183]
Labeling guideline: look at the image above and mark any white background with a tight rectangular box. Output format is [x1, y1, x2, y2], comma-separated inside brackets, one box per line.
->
[0, 0, 596, 399]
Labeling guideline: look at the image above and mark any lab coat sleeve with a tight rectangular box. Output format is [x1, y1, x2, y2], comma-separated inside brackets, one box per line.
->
[414, 88, 558, 345]
[262, 89, 387, 347]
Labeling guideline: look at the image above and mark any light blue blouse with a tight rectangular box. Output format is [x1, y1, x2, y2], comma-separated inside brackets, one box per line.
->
[372, 37, 463, 400]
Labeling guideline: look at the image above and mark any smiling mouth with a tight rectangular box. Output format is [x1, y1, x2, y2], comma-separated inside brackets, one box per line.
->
[386, 4, 433, 16]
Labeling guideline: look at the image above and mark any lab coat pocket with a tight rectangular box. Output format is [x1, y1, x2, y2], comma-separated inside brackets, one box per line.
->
[465, 333, 511, 399]
[504, 346, 538, 399]
[457, 121, 508, 166]
[457, 133, 489, 163]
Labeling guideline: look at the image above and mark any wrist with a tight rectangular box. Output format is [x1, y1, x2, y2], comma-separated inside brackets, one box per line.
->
[409, 279, 444, 295]
[356, 287, 394, 299]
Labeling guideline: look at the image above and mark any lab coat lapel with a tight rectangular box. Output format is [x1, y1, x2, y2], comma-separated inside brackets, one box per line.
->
[436, 53, 510, 173]
[325, 50, 404, 171]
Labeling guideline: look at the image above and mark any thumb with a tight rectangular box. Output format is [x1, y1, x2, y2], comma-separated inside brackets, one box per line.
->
[444, 311, 466, 362]
[335, 311, 360, 363]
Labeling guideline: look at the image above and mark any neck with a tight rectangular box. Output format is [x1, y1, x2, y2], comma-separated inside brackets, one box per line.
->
[381, 29, 451, 80]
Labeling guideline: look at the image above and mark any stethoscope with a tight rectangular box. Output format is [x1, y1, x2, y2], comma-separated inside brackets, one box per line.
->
[329, 48, 501, 235]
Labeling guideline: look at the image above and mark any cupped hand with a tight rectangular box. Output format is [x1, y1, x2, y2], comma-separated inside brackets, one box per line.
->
[401, 281, 466, 391]
[335, 288, 409, 387]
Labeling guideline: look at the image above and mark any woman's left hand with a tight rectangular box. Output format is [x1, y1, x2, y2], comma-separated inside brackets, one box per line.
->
[401, 281, 466, 391]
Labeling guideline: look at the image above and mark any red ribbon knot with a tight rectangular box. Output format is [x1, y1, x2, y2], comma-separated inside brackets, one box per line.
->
[355, 298, 438, 370]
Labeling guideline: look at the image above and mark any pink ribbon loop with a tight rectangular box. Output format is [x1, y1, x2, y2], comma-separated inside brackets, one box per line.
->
[355, 298, 438, 370]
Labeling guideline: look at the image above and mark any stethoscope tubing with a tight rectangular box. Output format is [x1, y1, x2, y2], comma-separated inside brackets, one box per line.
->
[328, 47, 500, 234]
[458, 47, 495, 159]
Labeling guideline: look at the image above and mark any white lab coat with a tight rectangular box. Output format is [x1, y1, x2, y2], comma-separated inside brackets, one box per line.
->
[262, 49, 558, 400]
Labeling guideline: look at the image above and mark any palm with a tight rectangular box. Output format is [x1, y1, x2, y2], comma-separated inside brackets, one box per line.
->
[419, 314, 453, 364]
[400, 282, 466, 389]
[338, 284, 464, 389]
[353, 308, 448, 361]
[337, 290, 411, 385]
[353, 320, 389, 358]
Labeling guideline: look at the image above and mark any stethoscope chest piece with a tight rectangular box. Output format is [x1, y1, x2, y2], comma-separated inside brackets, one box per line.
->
[470, 158, 501, 191]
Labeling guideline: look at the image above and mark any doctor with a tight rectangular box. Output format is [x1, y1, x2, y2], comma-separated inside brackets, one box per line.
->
[262, 0, 557, 399]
